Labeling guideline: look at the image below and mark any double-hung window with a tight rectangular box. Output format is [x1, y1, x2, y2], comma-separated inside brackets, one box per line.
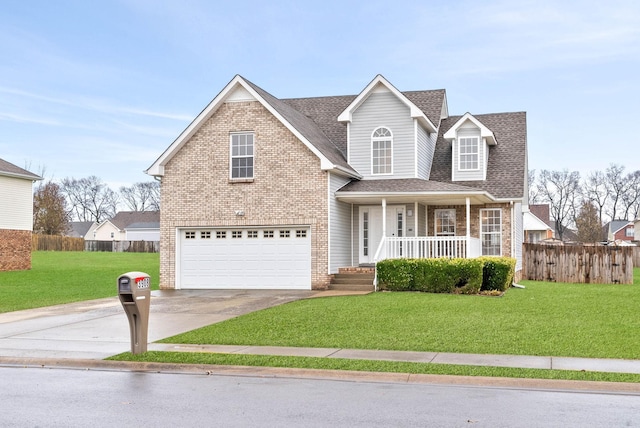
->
[230, 133, 254, 179]
[480, 208, 502, 256]
[458, 137, 479, 170]
[372, 127, 392, 175]
[434, 209, 456, 236]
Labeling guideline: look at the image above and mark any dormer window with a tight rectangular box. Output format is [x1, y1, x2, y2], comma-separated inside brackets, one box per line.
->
[458, 137, 479, 170]
[372, 127, 392, 175]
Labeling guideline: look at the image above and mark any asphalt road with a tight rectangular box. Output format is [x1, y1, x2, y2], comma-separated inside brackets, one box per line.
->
[2, 366, 640, 427]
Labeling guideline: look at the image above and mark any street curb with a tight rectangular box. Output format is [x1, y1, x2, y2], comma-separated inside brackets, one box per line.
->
[1, 356, 639, 394]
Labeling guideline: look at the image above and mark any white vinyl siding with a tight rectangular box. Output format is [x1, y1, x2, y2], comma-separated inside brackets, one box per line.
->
[125, 228, 160, 241]
[0, 176, 34, 230]
[514, 202, 523, 271]
[452, 123, 486, 182]
[349, 91, 415, 179]
[328, 172, 352, 274]
[416, 123, 435, 180]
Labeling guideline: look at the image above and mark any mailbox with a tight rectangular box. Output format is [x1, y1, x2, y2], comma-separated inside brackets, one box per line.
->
[117, 271, 151, 354]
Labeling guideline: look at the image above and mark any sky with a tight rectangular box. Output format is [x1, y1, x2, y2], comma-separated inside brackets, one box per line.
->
[1, 0, 639, 190]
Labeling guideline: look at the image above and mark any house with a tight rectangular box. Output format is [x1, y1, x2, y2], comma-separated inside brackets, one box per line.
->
[603, 220, 635, 243]
[524, 204, 554, 243]
[90, 211, 160, 241]
[146, 75, 527, 290]
[0, 158, 42, 271]
[66, 221, 98, 239]
[635, 219, 640, 242]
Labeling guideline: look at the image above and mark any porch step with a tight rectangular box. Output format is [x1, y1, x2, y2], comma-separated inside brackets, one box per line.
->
[329, 268, 375, 292]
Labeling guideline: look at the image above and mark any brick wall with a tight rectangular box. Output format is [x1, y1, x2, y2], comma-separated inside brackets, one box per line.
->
[427, 202, 513, 257]
[0, 229, 32, 271]
[160, 101, 330, 289]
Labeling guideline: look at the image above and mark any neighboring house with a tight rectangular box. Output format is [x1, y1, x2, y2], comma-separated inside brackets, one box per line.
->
[146, 74, 527, 290]
[603, 220, 634, 243]
[66, 221, 97, 239]
[90, 211, 160, 241]
[0, 158, 42, 271]
[524, 204, 554, 243]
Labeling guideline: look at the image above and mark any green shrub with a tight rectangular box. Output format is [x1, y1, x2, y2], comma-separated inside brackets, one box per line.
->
[479, 257, 516, 291]
[376, 259, 416, 291]
[377, 258, 483, 294]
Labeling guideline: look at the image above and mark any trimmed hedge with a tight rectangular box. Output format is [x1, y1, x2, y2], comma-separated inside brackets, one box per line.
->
[376, 257, 516, 294]
[478, 256, 516, 292]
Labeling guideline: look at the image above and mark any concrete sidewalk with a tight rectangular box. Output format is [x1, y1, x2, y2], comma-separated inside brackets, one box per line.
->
[1, 289, 640, 376]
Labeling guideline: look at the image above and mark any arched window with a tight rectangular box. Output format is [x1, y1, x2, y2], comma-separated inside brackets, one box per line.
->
[371, 127, 392, 175]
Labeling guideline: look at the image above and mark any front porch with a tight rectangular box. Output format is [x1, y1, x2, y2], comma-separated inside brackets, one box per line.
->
[375, 235, 482, 261]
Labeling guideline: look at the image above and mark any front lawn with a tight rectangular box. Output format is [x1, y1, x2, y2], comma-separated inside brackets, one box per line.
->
[159, 268, 640, 360]
[0, 251, 159, 313]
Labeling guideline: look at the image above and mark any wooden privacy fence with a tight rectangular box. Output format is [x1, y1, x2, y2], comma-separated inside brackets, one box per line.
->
[84, 240, 159, 253]
[523, 243, 634, 284]
[634, 246, 640, 268]
[32, 234, 85, 251]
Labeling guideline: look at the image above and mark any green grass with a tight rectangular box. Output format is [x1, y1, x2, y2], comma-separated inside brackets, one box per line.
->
[160, 269, 640, 360]
[0, 251, 159, 313]
[109, 351, 640, 383]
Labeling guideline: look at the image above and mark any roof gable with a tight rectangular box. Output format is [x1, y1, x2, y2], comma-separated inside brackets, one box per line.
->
[0, 158, 42, 181]
[337, 75, 438, 133]
[430, 112, 527, 200]
[109, 211, 160, 230]
[146, 75, 359, 178]
[443, 112, 497, 145]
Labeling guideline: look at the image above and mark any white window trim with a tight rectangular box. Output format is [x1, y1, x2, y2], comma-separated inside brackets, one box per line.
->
[371, 127, 393, 175]
[458, 136, 480, 171]
[480, 208, 502, 256]
[434, 208, 456, 236]
[229, 132, 255, 180]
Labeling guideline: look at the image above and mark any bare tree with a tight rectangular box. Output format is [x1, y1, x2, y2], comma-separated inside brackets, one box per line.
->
[119, 181, 160, 211]
[528, 169, 541, 204]
[537, 169, 581, 241]
[574, 201, 603, 243]
[33, 181, 70, 235]
[61, 176, 119, 222]
[583, 170, 610, 225]
[619, 170, 640, 220]
[605, 164, 634, 221]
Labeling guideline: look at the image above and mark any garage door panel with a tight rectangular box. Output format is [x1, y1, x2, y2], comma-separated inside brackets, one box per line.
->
[180, 227, 311, 289]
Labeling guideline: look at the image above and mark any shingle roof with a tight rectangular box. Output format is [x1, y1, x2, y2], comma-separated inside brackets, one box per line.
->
[338, 178, 491, 194]
[530, 204, 550, 223]
[67, 221, 95, 237]
[243, 78, 358, 175]
[109, 211, 160, 230]
[259, 79, 526, 200]
[429, 112, 527, 199]
[0, 158, 42, 180]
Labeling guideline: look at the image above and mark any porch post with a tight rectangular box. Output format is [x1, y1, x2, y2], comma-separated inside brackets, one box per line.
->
[381, 198, 387, 237]
[466, 197, 471, 258]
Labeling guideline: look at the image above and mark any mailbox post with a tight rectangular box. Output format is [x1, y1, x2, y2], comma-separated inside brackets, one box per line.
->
[117, 271, 151, 354]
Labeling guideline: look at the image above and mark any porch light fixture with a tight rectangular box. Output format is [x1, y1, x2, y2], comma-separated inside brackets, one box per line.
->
[407, 209, 413, 217]
[235, 210, 245, 216]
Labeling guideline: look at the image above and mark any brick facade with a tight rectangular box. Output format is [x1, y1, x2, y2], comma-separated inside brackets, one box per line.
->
[0, 229, 32, 271]
[427, 202, 513, 257]
[160, 101, 330, 290]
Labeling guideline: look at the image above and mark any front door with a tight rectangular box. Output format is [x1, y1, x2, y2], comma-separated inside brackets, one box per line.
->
[359, 205, 405, 264]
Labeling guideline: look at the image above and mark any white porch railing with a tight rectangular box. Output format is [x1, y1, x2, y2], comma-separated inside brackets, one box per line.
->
[374, 236, 482, 262]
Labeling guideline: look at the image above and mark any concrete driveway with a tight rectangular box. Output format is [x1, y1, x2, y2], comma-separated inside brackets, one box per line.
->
[0, 289, 319, 360]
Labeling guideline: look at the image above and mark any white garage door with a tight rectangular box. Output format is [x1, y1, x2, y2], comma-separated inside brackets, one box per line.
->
[179, 227, 311, 289]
